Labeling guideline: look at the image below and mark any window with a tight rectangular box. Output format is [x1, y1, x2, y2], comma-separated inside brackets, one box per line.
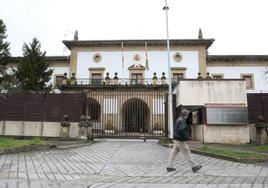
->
[211, 74, 224, 79]
[55, 75, 64, 86]
[89, 67, 105, 85]
[92, 73, 102, 85]
[241, 74, 254, 89]
[172, 73, 184, 83]
[171, 67, 186, 83]
[128, 64, 146, 85]
[131, 73, 143, 84]
[173, 73, 184, 79]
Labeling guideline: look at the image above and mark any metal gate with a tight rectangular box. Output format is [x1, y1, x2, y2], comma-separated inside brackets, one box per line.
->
[86, 87, 168, 138]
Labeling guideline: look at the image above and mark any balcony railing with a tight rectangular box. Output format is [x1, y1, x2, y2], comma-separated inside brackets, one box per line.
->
[58, 78, 181, 87]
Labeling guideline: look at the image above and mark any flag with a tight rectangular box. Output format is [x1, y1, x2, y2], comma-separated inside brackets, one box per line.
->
[121, 42, 125, 71]
[145, 42, 149, 70]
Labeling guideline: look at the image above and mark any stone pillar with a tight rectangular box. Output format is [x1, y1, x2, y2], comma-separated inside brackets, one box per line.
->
[60, 115, 71, 138]
[161, 72, 166, 85]
[255, 116, 268, 144]
[152, 72, 157, 85]
[78, 115, 92, 140]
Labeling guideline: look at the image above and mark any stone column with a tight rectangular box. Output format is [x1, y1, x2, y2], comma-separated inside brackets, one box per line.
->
[60, 115, 71, 138]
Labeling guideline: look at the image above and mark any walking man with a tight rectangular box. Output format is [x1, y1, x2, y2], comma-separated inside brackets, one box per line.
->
[167, 109, 202, 172]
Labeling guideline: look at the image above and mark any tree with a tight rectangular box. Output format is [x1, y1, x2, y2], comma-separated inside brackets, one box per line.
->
[14, 38, 53, 92]
[0, 19, 11, 91]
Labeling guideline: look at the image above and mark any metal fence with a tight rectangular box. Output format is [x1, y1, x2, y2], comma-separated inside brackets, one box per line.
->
[0, 88, 169, 138]
[86, 86, 168, 138]
[247, 93, 268, 123]
[0, 93, 84, 122]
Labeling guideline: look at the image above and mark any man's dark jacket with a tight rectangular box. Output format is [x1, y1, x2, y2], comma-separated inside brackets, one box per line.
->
[173, 117, 192, 141]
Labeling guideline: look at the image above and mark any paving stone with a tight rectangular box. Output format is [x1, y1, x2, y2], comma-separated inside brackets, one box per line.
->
[0, 141, 267, 187]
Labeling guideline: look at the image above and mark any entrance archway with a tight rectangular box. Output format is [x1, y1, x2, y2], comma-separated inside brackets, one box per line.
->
[87, 98, 101, 121]
[122, 98, 149, 132]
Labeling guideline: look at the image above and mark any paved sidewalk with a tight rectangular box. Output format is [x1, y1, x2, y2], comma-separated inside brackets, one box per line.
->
[0, 140, 267, 187]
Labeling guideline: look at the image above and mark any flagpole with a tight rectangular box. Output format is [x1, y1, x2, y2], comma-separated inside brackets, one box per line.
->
[163, 0, 174, 139]
[121, 42, 125, 81]
[145, 41, 149, 83]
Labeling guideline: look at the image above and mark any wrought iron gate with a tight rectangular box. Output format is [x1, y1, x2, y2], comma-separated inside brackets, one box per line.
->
[86, 87, 168, 138]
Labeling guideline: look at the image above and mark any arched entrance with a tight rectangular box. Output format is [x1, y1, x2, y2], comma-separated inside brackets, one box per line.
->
[122, 98, 149, 132]
[87, 98, 101, 122]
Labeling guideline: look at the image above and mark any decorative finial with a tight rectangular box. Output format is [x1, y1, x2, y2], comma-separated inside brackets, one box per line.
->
[197, 72, 202, 79]
[206, 72, 211, 79]
[74, 30, 78, 41]
[198, 28, 203, 39]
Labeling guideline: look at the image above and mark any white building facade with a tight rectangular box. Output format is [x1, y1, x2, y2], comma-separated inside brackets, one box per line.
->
[3, 35, 268, 144]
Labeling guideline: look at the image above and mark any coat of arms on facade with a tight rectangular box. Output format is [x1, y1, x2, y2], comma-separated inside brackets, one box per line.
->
[133, 54, 141, 62]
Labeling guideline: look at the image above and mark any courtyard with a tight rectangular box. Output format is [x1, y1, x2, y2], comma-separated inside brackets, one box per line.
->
[0, 140, 267, 187]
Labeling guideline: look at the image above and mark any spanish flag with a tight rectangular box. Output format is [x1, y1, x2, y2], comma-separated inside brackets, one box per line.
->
[121, 42, 124, 70]
[145, 42, 149, 70]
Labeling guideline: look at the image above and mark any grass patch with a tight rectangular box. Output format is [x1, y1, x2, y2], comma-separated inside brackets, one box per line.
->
[250, 145, 268, 152]
[0, 137, 43, 149]
[199, 146, 268, 160]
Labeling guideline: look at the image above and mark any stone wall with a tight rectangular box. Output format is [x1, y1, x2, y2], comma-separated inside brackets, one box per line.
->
[176, 80, 247, 106]
[192, 125, 204, 142]
[0, 121, 79, 138]
[203, 124, 250, 144]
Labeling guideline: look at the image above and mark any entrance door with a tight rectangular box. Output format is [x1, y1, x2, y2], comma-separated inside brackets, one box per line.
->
[122, 98, 149, 132]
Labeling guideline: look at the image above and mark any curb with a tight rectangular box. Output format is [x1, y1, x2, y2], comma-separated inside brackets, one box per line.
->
[159, 143, 268, 163]
[191, 149, 268, 163]
[0, 141, 92, 155]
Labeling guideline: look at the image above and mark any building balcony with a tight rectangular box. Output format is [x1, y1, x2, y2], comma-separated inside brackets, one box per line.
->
[58, 77, 179, 90]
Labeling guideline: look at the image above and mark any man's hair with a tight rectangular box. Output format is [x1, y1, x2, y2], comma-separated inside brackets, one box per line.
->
[180, 109, 190, 117]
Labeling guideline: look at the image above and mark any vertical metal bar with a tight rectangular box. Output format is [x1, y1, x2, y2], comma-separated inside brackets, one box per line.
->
[145, 91, 148, 137]
[140, 91, 143, 137]
[103, 90, 105, 136]
[157, 91, 160, 137]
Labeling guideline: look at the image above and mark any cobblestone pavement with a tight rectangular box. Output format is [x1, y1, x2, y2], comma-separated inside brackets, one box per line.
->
[0, 140, 267, 187]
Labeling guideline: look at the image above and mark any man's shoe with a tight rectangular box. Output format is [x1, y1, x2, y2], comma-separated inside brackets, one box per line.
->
[192, 165, 202, 172]
[166, 167, 176, 172]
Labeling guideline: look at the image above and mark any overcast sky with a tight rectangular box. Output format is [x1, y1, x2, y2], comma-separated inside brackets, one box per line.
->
[1, 0, 268, 56]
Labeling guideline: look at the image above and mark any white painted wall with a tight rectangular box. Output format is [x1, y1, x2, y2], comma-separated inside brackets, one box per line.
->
[176, 80, 247, 106]
[207, 66, 268, 92]
[0, 121, 79, 138]
[5, 66, 70, 86]
[49, 66, 70, 85]
[77, 51, 199, 79]
[204, 124, 250, 144]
